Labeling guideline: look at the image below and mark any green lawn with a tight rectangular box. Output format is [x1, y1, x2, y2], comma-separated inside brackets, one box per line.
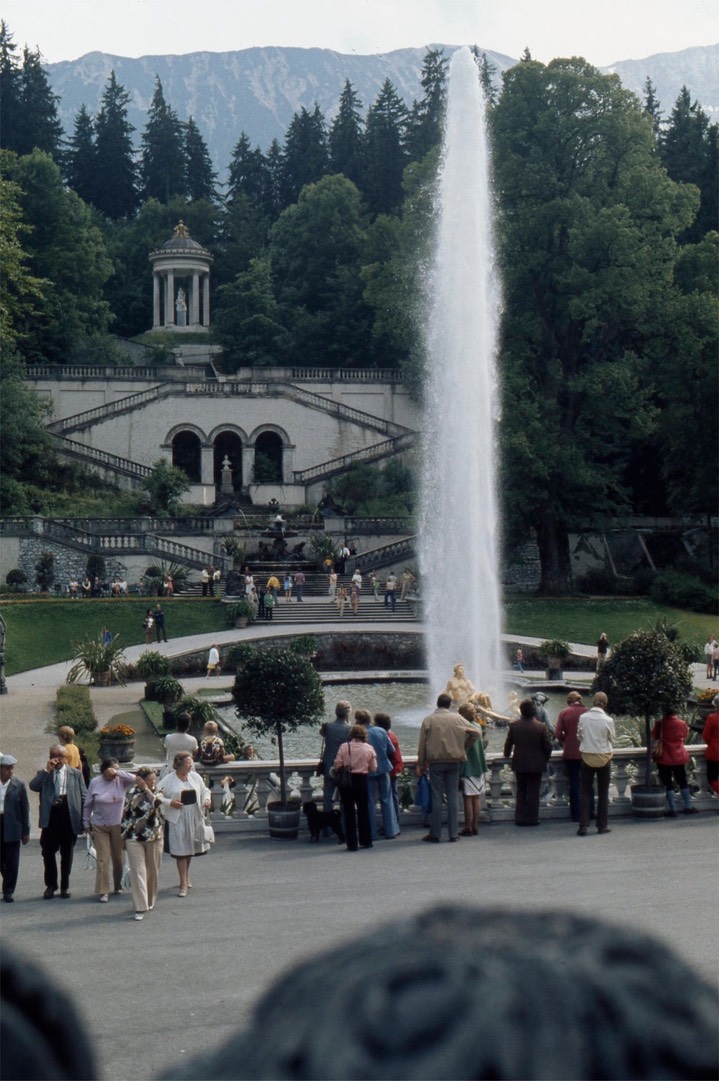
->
[0, 595, 712, 675]
[504, 597, 714, 651]
[0, 598, 228, 675]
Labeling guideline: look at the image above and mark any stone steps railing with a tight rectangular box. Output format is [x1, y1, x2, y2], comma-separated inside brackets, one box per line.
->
[165, 746, 716, 834]
[27, 365, 407, 384]
[53, 435, 153, 482]
[294, 432, 417, 484]
[46, 383, 175, 435]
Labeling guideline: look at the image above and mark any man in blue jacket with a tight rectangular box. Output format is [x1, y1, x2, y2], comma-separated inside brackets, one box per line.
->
[0, 755, 30, 902]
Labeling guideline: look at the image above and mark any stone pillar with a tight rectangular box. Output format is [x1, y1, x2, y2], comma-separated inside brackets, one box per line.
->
[200, 444, 214, 486]
[153, 273, 161, 328]
[166, 271, 175, 326]
[191, 272, 200, 326]
[203, 274, 210, 327]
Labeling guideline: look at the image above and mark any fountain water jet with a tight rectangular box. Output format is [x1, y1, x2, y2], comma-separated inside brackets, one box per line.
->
[419, 46, 504, 700]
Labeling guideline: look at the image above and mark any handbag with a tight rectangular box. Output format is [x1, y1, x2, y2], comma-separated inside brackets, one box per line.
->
[195, 810, 215, 845]
[415, 774, 432, 814]
[332, 743, 354, 790]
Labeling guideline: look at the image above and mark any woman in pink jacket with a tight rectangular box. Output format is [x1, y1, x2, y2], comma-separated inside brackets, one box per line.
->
[651, 712, 698, 817]
[333, 725, 377, 851]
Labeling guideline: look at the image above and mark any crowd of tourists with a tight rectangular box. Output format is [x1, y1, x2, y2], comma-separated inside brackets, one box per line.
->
[2, 685, 717, 908]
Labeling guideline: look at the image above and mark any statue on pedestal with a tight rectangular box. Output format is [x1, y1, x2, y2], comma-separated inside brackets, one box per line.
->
[176, 287, 187, 327]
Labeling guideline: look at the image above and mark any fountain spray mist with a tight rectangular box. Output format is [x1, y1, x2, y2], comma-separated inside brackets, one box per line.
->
[419, 46, 504, 700]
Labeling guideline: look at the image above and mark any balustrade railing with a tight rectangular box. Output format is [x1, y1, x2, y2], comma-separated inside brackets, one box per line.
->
[155, 747, 715, 834]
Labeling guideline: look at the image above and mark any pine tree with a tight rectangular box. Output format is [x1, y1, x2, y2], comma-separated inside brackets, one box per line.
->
[64, 104, 97, 204]
[2, 39, 63, 160]
[227, 132, 269, 209]
[93, 72, 138, 219]
[363, 79, 408, 215]
[184, 116, 217, 202]
[475, 49, 499, 107]
[642, 77, 662, 139]
[328, 80, 365, 187]
[406, 48, 448, 161]
[263, 139, 284, 220]
[280, 104, 328, 207]
[0, 21, 22, 153]
[141, 77, 186, 203]
[659, 86, 718, 242]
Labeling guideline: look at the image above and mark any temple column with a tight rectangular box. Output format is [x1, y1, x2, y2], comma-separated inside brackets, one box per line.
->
[153, 272, 161, 328]
[191, 272, 200, 326]
[165, 271, 175, 326]
[203, 274, 210, 327]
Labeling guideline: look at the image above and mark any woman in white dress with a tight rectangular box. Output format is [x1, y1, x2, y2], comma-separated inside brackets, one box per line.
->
[156, 751, 211, 896]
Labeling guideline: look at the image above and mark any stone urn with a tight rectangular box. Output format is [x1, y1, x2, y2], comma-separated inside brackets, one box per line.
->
[98, 738, 135, 765]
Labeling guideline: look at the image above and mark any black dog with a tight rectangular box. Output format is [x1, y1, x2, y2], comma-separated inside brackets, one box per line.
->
[302, 801, 345, 843]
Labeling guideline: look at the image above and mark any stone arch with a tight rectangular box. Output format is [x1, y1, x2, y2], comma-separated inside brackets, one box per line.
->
[212, 429, 244, 490]
[252, 428, 285, 484]
[171, 428, 203, 483]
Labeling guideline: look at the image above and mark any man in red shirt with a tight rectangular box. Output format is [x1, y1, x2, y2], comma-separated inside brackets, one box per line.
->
[555, 692, 588, 823]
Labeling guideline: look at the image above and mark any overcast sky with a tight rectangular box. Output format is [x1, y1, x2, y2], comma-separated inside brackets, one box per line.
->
[2, 0, 717, 67]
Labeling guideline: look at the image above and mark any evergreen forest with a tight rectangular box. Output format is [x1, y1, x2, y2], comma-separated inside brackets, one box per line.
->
[1, 24, 717, 595]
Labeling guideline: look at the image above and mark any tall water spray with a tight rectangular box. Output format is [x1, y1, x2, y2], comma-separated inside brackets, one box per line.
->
[419, 46, 504, 699]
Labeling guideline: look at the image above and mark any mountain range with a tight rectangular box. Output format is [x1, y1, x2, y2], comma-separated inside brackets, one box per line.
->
[46, 42, 718, 178]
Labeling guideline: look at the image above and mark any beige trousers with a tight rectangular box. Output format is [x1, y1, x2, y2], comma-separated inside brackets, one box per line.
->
[92, 824, 124, 895]
[125, 837, 163, 913]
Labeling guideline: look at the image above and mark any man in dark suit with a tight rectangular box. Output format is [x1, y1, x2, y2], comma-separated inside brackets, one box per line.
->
[29, 744, 86, 899]
[0, 755, 31, 902]
[320, 701, 352, 814]
[504, 700, 553, 826]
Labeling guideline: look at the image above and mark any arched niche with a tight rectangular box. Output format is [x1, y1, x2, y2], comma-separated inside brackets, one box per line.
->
[253, 430, 284, 483]
[171, 429, 202, 483]
[213, 431, 243, 490]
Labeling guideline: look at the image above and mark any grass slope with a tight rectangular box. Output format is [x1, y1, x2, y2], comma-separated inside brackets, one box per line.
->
[0, 596, 712, 676]
[0, 598, 227, 675]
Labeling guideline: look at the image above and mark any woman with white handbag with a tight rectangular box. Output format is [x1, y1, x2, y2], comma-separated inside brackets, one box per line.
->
[157, 752, 212, 897]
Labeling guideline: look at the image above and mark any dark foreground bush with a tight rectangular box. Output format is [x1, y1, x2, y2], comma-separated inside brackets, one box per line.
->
[650, 570, 717, 614]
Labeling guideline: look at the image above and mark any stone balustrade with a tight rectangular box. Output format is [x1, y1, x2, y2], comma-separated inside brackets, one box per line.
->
[148, 746, 716, 834]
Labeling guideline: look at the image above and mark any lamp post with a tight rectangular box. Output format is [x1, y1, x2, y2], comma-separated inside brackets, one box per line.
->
[0, 614, 7, 694]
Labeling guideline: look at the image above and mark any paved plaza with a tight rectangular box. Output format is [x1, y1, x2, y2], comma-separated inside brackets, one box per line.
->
[1, 626, 717, 1080]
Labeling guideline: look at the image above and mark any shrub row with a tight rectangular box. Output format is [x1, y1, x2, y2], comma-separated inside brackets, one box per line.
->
[55, 685, 96, 736]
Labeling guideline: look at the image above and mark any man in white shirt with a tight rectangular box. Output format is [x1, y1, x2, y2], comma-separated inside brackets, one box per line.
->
[577, 693, 616, 837]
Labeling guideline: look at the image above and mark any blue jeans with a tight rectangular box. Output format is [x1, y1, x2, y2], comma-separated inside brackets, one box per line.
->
[367, 773, 399, 839]
[428, 761, 461, 840]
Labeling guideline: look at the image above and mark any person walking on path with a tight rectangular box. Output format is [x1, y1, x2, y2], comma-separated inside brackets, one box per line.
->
[206, 645, 221, 678]
[336, 585, 347, 617]
[704, 635, 716, 679]
[651, 711, 698, 817]
[417, 693, 479, 843]
[503, 700, 552, 827]
[577, 693, 615, 836]
[555, 692, 588, 822]
[0, 755, 30, 902]
[121, 767, 165, 921]
[596, 633, 610, 672]
[153, 604, 168, 643]
[294, 569, 305, 602]
[29, 744, 86, 899]
[83, 758, 135, 902]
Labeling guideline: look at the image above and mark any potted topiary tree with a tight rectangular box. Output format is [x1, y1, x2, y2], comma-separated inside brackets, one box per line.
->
[540, 639, 572, 680]
[232, 646, 324, 838]
[594, 629, 692, 817]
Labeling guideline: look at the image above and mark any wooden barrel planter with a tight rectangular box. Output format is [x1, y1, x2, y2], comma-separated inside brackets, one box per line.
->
[630, 784, 666, 819]
[267, 802, 301, 840]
